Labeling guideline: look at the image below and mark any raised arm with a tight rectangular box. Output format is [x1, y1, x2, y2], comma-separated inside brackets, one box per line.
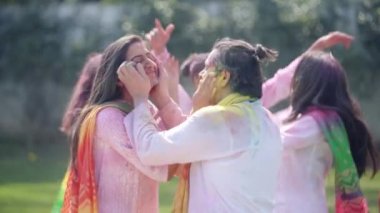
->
[124, 103, 252, 165]
[261, 31, 354, 109]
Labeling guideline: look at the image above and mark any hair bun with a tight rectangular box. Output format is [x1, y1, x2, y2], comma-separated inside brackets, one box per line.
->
[254, 44, 278, 62]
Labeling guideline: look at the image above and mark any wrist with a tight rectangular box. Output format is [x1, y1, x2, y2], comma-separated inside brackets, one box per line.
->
[132, 96, 148, 107]
[153, 94, 171, 110]
[153, 47, 165, 56]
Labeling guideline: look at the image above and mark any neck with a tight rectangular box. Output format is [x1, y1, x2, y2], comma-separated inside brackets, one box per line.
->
[214, 88, 232, 104]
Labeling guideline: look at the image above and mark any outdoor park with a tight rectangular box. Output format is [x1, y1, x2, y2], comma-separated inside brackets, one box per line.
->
[0, 0, 379, 212]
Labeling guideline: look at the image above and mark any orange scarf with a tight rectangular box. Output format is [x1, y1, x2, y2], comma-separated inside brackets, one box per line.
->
[60, 102, 131, 213]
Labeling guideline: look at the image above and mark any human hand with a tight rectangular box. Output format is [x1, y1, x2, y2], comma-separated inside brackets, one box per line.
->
[192, 71, 216, 113]
[149, 58, 172, 109]
[308, 31, 354, 52]
[117, 61, 151, 106]
[164, 55, 180, 103]
[146, 18, 175, 55]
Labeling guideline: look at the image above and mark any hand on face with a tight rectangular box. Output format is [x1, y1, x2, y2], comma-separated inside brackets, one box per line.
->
[117, 61, 151, 106]
[145, 18, 175, 54]
[149, 57, 172, 109]
[192, 70, 216, 113]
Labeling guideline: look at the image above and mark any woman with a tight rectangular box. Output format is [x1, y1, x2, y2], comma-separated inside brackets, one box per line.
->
[263, 48, 378, 211]
[60, 35, 178, 213]
[60, 53, 101, 135]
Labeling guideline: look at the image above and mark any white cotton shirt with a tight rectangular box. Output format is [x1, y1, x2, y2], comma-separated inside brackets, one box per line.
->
[273, 115, 333, 213]
[125, 99, 282, 213]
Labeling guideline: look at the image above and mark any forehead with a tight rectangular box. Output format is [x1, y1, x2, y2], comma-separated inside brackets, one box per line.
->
[205, 49, 218, 67]
[125, 42, 149, 60]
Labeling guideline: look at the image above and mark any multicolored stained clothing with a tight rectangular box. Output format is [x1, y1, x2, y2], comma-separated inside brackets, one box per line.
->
[125, 93, 282, 212]
[307, 107, 368, 213]
[61, 104, 107, 213]
[258, 55, 368, 212]
[53, 102, 173, 213]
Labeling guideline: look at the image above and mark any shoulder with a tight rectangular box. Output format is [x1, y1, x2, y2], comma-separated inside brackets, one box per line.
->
[96, 106, 126, 124]
[281, 115, 321, 137]
[192, 105, 230, 119]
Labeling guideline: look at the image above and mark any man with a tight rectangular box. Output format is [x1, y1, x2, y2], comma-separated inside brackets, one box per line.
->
[118, 38, 282, 212]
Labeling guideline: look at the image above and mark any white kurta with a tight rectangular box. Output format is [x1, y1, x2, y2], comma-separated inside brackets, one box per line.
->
[274, 115, 332, 213]
[125, 99, 282, 212]
[261, 56, 333, 213]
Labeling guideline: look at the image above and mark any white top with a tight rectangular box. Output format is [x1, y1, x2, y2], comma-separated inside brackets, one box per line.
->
[274, 115, 332, 213]
[261, 56, 333, 213]
[124, 100, 282, 213]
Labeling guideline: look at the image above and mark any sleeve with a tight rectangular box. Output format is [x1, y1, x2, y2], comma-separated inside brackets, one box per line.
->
[177, 85, 193, 115]
[96, 107, 168, 182]
[124, 103, 252, 165]
[281, 115, 324, 150]
[157, 98, 188, 129]
[153, 48, 170, 64]
[261, 56, 302, 108]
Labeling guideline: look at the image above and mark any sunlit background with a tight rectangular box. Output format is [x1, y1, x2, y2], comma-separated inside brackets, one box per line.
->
[0, 0, 379, 212]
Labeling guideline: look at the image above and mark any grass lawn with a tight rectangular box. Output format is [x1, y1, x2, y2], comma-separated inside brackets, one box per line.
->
[0, 141, 379, 213]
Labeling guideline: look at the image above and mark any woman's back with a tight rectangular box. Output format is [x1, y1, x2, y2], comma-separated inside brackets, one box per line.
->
[275, 115, 333, 213]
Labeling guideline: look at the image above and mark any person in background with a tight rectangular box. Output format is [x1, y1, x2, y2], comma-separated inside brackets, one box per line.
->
[60, 53, 102, 136]
[181, 53, 208, 90]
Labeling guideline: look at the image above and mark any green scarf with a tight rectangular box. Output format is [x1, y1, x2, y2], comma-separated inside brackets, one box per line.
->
[307, 107, 368, 212]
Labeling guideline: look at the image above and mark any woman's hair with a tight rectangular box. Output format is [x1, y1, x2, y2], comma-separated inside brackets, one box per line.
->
[288, 51, 378, 177]
[60, 53, 102, 135]
[70, 35, 143, 171]
[210, 38, 278, 98]
[181, 53, 208, 81]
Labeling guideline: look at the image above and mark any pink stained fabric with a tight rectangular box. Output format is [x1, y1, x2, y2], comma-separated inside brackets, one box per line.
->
[153, 48, 193, 115]
[260, 57, 334, 212]
[177, 84, 193, 115]
[93, 102, 180, 213]
[261, 57, 302, 109]
[274, 115, 333, 213]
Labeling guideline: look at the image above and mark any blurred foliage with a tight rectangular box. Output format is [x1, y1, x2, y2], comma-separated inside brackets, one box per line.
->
[0, 0, 380, 143]
[1, 0, 379, 85]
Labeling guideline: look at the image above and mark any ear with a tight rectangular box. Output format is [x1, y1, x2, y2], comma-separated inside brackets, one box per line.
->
[218, 70, 230, 88]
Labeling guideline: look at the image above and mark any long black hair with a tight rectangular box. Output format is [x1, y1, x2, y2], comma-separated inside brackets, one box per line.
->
[70, 35, 143, 171]
[288, 51, 378, 177]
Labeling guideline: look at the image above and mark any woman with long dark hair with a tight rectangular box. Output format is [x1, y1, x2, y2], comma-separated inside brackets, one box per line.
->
[59, 35, 178, 213]
[263, 40, 378, 211]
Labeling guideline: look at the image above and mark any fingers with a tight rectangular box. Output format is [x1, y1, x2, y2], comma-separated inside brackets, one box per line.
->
[166, 23, 175, 36]
[155, 18, 163, 31]
[196, 72, 216, 95]
[117, 61, 149, 85]
[145, 28, 158, 41]
[135, 63, 149, 80]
